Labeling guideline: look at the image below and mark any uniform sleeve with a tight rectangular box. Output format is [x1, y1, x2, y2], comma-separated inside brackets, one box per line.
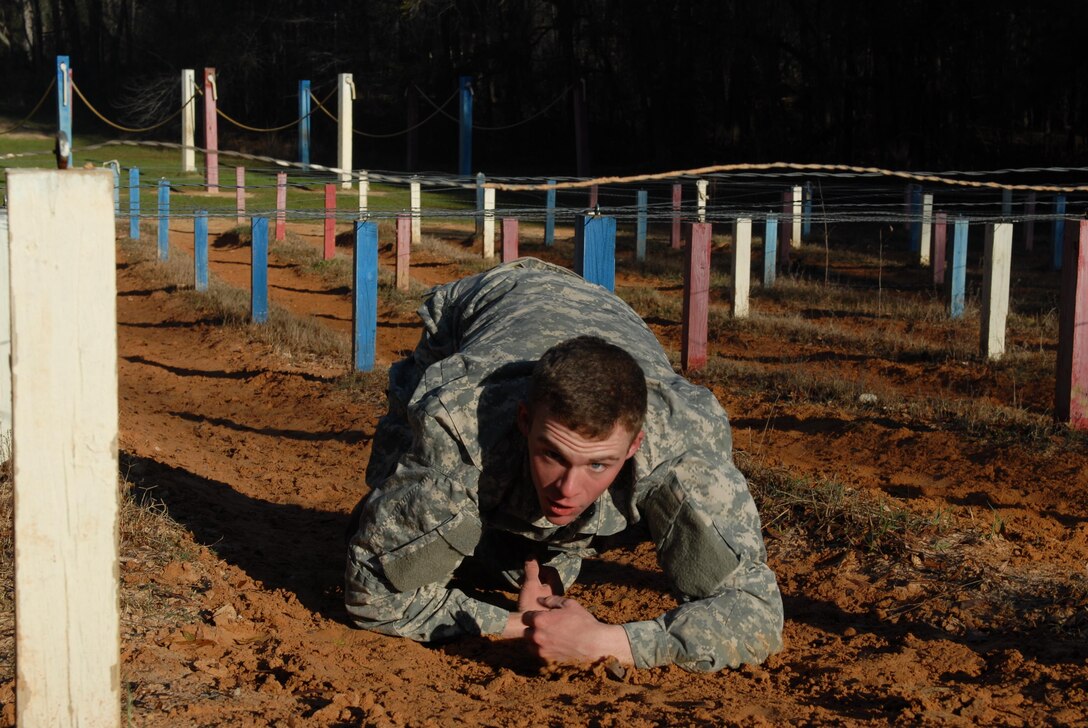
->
[624, 453, 784, 672]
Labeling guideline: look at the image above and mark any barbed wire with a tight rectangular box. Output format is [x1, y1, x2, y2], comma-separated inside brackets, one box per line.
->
[72, 81, 193, 133]
[413, 83, 574, 131]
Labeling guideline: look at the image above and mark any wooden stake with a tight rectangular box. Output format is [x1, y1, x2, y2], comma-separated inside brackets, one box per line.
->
[157, 178, 169, 261]
[324, 183, 336, 260]
[636, 190, 648, 262]
[501, 218, 519, 262]
[337, 73, 354, 188]
[949, 219, 968, 319]
[483, 187, 496, 258]
[203, 67, 218, 193]
[933, 212, 947, 287]
[410, 179, 422, 245]
[980, 222, 1013, 360]
[919, 193, 934, 266]
[671, 183, 682, 249]
[128, 167, 140, 240]
[251, 217, 269, 323]
[574, 215, 616, 291]
[353, 221, 378, 372]
[194, 210, 208, 291]
[696, 179, 708, 223]
[763, 216, 778, 288]
[545, 179, 556, 247]
[732, 218, 752, 318]
[396, 214, 411, 292]
[275, 172, 287, 242]
[1056, 220, 1088, 429]
[235, 166, 246, 226]
[1025, 192, 1036, 252]
[181, 69, 197, 173]
[357, 170, 369, 219]
[791, 185, 802, 247]
[682, 222, 712, 370]
[8, 169, 119, 727]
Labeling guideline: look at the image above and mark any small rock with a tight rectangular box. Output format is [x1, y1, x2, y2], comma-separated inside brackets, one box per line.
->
[858, 393, 878, 405]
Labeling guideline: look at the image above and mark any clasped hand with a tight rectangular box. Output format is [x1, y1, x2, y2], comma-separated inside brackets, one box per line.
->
[503, 559, 633, 665]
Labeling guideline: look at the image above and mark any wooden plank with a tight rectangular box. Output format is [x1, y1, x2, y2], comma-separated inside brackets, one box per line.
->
[573, 215, 616, 291]
[1056, 220, 1088, 429]
[7, 169, 119, 727]
[671, 183, 682, 249]
[635, 190, 648, 262]
[933, 212, 947, 287]
[128, 167, 140, 240]
[194, 210, 209, 291]
[980, 223, 1013, 360]
[353, 221, 378, 372]
[324, 183, 336, 260]
[275, 172, 287, 242]
[235, 166, 246, 225]
[157, 178, 169, 261]
[763, 216, 778, 288]
[337, 73, 354, 188]
[410, 180, 422, 245]
[203, 67, 218, 193]
[483, 187, 496, 258]
[251, 216, 269, 323]
[396, 214, 411, 292]
[732, 218, 752, 318]
[545, 179, 556, 247]
[501, 218, 519, 262]
[682, 222, 712, 370]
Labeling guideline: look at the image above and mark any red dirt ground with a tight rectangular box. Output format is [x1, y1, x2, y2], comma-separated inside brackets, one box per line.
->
[3, 211, 1086, 726]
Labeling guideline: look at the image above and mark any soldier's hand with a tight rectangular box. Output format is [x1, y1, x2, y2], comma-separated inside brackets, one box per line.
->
[517, 559, 563, 613]
[521, 596, 634, 665]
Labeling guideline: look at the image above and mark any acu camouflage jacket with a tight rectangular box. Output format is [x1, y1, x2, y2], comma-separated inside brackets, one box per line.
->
[345, 258, 783, 672]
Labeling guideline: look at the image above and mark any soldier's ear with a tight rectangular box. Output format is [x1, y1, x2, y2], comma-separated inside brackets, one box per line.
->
[517, 402, 532, 437]
[625, 430, 644, 460]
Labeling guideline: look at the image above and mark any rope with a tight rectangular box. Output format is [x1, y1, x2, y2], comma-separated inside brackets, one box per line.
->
[486, 162, 1088, 194]
[0, 78, 57, 135]
[306, 88, 458, 138]
[71, 81, 194, 133]
[216, 106, 303, 133]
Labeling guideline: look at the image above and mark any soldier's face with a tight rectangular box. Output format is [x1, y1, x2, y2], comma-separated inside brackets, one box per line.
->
[517, 404, 643, 526]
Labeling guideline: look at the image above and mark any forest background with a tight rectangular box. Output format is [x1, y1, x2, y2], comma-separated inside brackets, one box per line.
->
[2, 0, 1087, 175]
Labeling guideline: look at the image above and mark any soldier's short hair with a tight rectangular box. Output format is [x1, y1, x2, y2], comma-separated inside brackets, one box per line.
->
[528, 335, 647, 439]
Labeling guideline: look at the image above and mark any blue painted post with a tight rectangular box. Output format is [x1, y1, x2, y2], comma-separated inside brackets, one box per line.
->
[459, 76, 473, 177]
[949, 218, 968, 319]
[251, 217, 269, 324]
[475, 172, 485, 242]
[910, 184, 923, 254]
[763, 216, 778, 288]
[1001, 188, 1013, 218]
[194, 210, 209, 291]
[55, 55, 73, 167]
[128, 168, 140, 240]
[299, 80, 311, 170]
[802, 181, 813, 237]
[636, 189, 648, 262]
[1053, 194, 1067, 271]
[545, 179, 557, 247]
[353, 221, 379, 372]
[573, 215, 616, 291]
[157, 179, 170, 261]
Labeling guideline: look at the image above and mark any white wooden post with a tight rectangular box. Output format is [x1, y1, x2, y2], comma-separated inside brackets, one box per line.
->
[7, 170, 119, 727]
[696, 179, 708, 223]
[0, 209, 10, 435]
[337, 73, 355, 189]
[919, 193, 934, 266]
[732, 217, 752, 318]
[410, 179, 422, 245]
[981, 222, 1014, 360]
[483, 187, 496, 258]
[181, 69, 196, 173]
[791, 185, 803, 247]
[357, 170, 369, 219]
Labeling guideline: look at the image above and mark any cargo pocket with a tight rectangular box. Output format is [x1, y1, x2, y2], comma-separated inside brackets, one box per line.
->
[379, 509, 483, 593]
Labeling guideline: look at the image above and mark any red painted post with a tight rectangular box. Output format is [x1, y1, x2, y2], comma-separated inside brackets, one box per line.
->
[396, 214, 411, 292]
[588, 185, 599, 210]
[1025, 192, 1036, 252]
[275, 172, 287, 241]
[682, 222, 712, 371]
[778, 190, 792, 266]
[203, 68, 219, 193]
[933, 212, 948, 287]
[323, 183, 336, 260]
[671, 183, 682, 249]
[501, 218, 519, 262]
[1056, 220, 1088, 429]
[235, 166, 245, 226]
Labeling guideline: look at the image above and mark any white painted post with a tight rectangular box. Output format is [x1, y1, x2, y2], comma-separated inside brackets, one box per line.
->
[919, 193, 934, 266]
[696, 179, 708, 223]
[981, 222, 1014, 360]
[0, 209, 9, 435]
[181, 69, 197, 173]
[410, 178, 421, 245]
[732, 217, 752, 318]
[792, 185, 803, 247]
[357, 170, 369, 219]
[6, 169, 119, 726]
[337, 73, 355, 189]
[483, 187, 496, 258]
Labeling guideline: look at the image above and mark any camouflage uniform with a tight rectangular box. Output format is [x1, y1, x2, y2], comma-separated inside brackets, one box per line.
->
[345, 258, 783, 672]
